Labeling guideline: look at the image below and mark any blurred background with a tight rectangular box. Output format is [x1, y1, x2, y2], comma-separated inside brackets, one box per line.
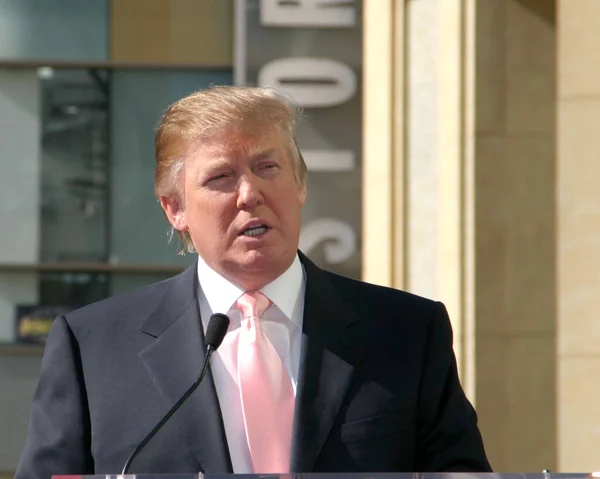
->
[0, 0, 598, 476]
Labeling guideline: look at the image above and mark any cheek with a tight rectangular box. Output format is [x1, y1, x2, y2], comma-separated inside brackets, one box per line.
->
[273, 190, 304, 229]
[186, 193, 234, 231]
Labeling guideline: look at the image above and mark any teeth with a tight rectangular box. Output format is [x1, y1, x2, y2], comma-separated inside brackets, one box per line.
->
[243, 226, 267, 237]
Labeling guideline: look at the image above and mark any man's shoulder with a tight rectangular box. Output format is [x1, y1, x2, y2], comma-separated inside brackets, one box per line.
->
[324, 269, 440, 311]
[316, 269, 454, 363]
[62, 272, 183, 331]
[317, 268, 450, 338]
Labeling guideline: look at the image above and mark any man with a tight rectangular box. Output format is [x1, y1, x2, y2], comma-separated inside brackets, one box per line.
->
[16, 86, 492, 478]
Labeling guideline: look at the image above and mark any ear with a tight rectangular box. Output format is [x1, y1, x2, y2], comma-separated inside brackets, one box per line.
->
[159, 195, 187, 232]
[297, 181, 307, 207]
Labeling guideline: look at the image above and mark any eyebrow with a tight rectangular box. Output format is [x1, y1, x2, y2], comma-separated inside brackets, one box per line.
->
[248, 148, 277, 161]
[199, 148, 278, 173]
[202, 159, 232, 172]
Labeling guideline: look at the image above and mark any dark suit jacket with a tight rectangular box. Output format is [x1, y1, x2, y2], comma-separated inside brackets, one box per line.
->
[15, 252, 491, 478]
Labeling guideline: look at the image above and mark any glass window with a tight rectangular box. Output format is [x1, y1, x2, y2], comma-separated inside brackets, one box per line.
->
[0, 0, 109, 61]
[0, 67, 233, 344]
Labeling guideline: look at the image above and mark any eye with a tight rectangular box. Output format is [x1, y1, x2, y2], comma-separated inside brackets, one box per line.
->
[208, 173, 229, 182]
[260, 163, 279, 171]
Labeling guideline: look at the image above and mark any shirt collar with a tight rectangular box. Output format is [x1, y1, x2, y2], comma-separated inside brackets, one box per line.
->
[196, 253, 304, 325]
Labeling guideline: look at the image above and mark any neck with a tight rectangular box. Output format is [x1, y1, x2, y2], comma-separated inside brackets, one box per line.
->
[196, 253, 298, 292]
[225, 269, 283, 291]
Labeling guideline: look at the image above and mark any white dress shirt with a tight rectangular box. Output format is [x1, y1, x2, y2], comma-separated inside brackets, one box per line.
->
[197, 254, 306, 473]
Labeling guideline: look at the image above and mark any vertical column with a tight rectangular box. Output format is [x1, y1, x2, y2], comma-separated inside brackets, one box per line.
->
[557, 0, 600, 471]
[362, 0, 405, 288]
[405, 0, 439, 299]
[365, 0, 471, 383]
[409, 0, 471, 391]
[436, 0, 469, 387]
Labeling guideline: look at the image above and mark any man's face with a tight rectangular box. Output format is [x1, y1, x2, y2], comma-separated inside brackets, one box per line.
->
[162, 129, 307, 290]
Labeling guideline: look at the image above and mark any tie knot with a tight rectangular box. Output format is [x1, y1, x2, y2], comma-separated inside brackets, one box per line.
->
[236, 291, 271, 319]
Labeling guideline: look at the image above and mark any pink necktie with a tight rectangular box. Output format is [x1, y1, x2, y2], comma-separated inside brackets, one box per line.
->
[236, 291, 295, 473]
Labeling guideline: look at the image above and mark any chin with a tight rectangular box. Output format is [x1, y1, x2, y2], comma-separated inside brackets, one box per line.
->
[239, 251, 275, 269]
[238, 249, 288, 273]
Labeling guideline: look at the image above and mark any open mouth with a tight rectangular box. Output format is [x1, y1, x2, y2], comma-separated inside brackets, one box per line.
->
[240, 225, 269, 237]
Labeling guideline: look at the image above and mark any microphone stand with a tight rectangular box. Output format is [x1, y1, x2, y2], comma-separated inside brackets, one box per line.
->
[121, 346, 215, 475]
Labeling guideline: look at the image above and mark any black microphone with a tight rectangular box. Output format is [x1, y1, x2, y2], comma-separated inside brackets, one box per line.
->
[121, 313, 230, 475]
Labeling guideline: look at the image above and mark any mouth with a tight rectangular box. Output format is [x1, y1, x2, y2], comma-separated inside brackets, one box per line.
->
[239, 224, 270, 237]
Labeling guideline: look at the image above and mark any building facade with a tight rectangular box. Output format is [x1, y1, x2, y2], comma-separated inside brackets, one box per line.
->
[0, 0, 599, 475]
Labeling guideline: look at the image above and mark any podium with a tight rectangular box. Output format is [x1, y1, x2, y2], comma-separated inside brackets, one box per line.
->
[51, 473, 597, 479]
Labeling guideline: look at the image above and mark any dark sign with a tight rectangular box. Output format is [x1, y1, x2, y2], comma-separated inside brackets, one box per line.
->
[234, 0, 362, 279]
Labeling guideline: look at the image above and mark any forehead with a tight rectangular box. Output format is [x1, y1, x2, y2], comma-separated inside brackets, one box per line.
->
[189, 129, 287, 164]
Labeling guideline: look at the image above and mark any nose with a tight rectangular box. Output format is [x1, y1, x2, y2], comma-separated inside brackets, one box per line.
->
[236, 175, 264, 210]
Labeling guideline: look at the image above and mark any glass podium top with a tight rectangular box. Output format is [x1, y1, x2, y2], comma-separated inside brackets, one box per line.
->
[52, 472, 598, 479]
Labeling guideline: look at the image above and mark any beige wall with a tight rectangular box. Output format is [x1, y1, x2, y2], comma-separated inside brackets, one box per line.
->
[473, 0, 557, 471]
[557, 0, 600, 472]
[110, 0, 233, 66]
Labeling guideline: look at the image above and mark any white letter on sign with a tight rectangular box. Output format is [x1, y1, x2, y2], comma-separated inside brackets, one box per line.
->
[258, 57, 356, 108]
[302, 150, 355, 172]
[261, 0, 356, 28]
[300, 218, 356, 264]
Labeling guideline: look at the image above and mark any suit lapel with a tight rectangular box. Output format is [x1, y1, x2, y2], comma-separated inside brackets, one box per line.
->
[138, 261, 233, 473]
[291, 253, 368, 472]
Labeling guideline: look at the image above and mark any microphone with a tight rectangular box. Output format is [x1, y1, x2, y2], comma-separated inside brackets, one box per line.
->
[121, 313, 230, 475]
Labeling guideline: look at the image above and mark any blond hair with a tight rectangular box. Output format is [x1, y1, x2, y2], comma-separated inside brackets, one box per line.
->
[154, 85, 308, 254]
